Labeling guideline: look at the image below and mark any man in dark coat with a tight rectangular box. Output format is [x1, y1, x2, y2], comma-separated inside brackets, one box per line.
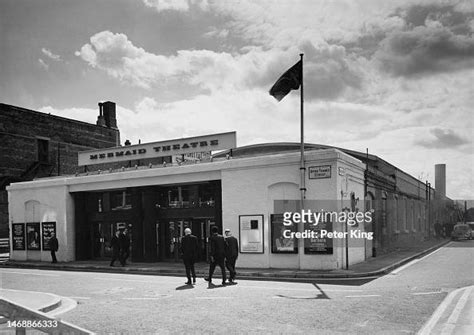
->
[224, 229, 239, 283]
[205, 226, 227, 285]
[120, 228, 131, 266]
[48, 232, 59, 263]
[110, 230, 122, 266]
[180, 228, 199, 285]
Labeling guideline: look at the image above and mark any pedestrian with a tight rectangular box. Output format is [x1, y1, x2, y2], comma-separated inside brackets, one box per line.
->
[205, 226, 227, 286]
[120, 228, 131, 266]
[179, 228, 199, 285]
[48, 232, 59, 263]
[109, 230, 122, 267]
[224, 228, 239, 284]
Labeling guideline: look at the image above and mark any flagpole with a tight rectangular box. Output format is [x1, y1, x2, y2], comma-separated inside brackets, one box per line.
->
[299, 53, 305, 269]
[299, 53, 305, 207]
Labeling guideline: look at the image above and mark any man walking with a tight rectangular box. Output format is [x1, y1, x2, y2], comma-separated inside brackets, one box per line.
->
[110, 230, 122, 267]
[224, 228, 239, 284]
[48, 232, 59, 263]
[180, 228, 199, 285]
[205, 226, 227, 286]
[120, 228, 131, 266]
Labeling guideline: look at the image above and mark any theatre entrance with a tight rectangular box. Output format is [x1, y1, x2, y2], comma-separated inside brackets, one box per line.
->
[156, 218, 215, 262]
[92, 221, 132, 260]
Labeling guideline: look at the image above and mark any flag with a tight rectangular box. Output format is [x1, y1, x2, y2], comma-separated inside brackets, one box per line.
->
[269, 60, 302, 101]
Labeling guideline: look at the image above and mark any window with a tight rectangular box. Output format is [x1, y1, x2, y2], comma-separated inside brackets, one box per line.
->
[37, 138, 49, 163]
[111, 190, 131, 210]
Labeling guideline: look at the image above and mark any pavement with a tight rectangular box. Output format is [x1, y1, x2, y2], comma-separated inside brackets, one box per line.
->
[1, 238, 450, 281]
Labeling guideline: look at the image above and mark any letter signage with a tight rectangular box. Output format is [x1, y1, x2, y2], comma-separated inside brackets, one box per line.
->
[78, 131, 237, 166]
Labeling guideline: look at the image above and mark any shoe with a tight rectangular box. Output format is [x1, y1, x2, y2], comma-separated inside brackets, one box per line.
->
[193, 278, 196, 284]
[204, 277, 210, 282]
[228, 279, 233, 284]
[185, 281, 192, 285]
[222, 282, 227, 286]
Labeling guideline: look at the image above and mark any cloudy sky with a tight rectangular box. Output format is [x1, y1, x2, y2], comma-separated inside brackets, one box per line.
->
[1, 0, 473, 199]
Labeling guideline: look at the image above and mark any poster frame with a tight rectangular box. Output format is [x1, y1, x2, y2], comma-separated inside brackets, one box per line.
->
[26, 222, 41, 251]
[12, 223, 25, 250]
[270, 214, 298, 254]
[41, 222, 56, 251]
[239, 214, 264, 254]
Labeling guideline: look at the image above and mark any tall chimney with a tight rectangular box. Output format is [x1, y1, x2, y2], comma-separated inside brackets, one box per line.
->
[434, 164, 446, 199]
[96, 102, 106, 126]
[102, 101, 117, 129]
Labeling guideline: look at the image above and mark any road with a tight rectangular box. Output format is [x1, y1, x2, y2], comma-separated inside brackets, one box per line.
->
[0, 240, 473, 334]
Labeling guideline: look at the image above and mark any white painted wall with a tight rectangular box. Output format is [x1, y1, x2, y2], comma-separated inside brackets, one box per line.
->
[8, 182, 75, 262]
[8, 148, 366, 269]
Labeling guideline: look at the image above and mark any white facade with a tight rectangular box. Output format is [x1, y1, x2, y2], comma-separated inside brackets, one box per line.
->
[8, 148, 367, 270]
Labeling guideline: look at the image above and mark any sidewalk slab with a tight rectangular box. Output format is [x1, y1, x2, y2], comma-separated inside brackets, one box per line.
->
[0, 289, 62, 324]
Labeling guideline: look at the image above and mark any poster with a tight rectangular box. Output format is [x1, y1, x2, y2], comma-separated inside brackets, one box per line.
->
[271, 214, 298, 254]
[304, 220, 333, 254]
[239, 215, 264, 253]
[12, 223, 25, 250]
[42, 222, 56, 251]
[26, 222, 41, 250]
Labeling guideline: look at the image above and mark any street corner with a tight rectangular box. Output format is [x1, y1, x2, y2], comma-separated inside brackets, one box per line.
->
[418, 285, 473, 335]
[0, 289, 61, 324]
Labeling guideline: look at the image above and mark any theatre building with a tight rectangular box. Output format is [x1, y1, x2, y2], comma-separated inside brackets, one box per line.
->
[7, 132, 454, 270]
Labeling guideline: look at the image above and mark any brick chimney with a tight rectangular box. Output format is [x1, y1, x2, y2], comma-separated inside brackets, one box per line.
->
[103, 101, 117, 129]
[96, 102, 106, 126]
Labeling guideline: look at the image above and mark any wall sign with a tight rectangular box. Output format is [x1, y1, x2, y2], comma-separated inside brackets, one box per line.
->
[239, 215, 264, 253]
[78, 131, 237, 166]
[271, 214, 298, 254]
[12, 223, 25, 250]
[304, 220, 333, 254]
[26, 222, 41, 250]
[42, 222, 56, 251]
[309, 165, 331, 179]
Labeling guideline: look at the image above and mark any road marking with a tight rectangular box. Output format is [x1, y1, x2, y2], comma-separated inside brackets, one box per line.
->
[2, 270, 60, 277]
[412, 291, 443, 296]
[417, 286, 470, 335]
[237, 284, 362, 292]
[123, 296, 171, 300]
[272, 295, 318, 299]
[345, 295, 381, 298]
[391, 247, 444, 275]
[94, 277, 158, 283]
[441, 286, 473, 334]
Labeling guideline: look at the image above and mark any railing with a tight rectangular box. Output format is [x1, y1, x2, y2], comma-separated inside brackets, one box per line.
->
[0, 297, 94, 335]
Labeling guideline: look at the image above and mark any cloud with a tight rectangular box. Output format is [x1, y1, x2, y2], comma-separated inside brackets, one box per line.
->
[142, 0, 209, 12]
[38, 59, 49, 70]
[415, 128, 470, 148]
[374, 4, 474, 77]
[41, 48, 61, 61]
[75, 31, 363, 100]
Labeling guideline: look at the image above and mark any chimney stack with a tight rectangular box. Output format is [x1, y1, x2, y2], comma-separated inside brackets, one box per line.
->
[102, 101, 117, 129]
[434, 164, 446, 199]
[96, 101, 118, 129]
[96, 102, 106, 126]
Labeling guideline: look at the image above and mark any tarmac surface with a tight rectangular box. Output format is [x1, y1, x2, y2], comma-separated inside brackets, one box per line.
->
[0, 238, 450, 317]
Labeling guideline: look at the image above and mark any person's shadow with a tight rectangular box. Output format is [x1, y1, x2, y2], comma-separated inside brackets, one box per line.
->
[176, 284, 194, 291]
[207, 282, 228, 289]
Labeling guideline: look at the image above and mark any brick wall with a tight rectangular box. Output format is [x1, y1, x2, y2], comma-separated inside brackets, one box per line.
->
[0, 103, 120, 236]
